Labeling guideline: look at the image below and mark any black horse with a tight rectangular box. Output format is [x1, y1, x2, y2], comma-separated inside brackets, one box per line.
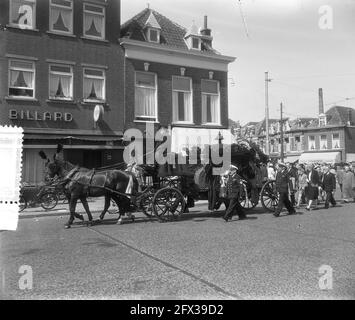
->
[39, 145, 138, 228]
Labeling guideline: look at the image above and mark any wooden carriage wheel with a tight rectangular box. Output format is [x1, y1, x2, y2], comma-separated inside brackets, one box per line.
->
[138, 187, 155, 218]
[238, 180, 258, 210]
[152, 187, 186, 222]
[260, 180, 279, 212]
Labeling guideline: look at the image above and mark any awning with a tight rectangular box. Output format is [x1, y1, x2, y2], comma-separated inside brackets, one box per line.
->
[299, 152, 341, 164]
[284, 155, 300, 163]
[346, 153, 355, 163]
[171, 127, 234, 153]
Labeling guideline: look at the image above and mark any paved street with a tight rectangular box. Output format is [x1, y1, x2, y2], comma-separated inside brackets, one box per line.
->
[1, 198, 355, 300]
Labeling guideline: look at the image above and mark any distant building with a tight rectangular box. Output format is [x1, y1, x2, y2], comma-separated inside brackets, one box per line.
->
[237, 106, 355, 164]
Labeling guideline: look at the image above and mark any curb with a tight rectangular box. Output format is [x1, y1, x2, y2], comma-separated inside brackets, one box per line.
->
[19, 201, 210, 219]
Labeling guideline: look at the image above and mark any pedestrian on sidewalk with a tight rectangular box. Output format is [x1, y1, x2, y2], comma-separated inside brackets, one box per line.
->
[342, 165, 355, 203]
[273, 162, 296, 217]
[321, 165, 337, 209]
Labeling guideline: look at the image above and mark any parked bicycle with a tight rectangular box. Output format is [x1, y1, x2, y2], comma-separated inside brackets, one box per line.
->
[19, 184, 59, 212]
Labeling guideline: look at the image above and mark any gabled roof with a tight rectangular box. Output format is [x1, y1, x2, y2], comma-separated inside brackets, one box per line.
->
[144, 11, 161, 29]
[120, 8, 218, 54]
[326, 106, 355, 125]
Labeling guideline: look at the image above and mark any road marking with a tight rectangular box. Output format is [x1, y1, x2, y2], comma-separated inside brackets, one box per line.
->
[88, 227, 243, 300]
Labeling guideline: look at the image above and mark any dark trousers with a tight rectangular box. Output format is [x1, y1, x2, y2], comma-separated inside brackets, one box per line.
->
[224, 197, 245, 219]
[276, 192, 294, 214]
[290, 193, 296, 206]
[324, 191, 336, 208]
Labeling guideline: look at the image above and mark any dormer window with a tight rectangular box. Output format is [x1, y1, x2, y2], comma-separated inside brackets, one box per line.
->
[192, 37, 200, 49]
[147, 28, 160, 43]
[144, 11, 161, 44]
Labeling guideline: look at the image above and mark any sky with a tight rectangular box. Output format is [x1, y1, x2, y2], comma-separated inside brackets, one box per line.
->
[121, 0, 355, 125]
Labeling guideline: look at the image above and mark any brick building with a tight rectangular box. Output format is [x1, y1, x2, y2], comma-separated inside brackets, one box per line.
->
[0, 0, 124, 184]
[237, 105, 355, 164]
[119, 8, 236, 154]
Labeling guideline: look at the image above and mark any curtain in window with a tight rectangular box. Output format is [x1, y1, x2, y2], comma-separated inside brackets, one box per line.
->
[51, 7, 71, 32]
[10, 70, 33, 88]
[173, 91, 191, 122]
[84, 78, 103, 100]
[50, 75, 71, 98]
[173, 91, 179, 122]
[11, 0, 34, 28]
[135, 87, 156, 117]
[84, 13, 102, 37]
[202, 94, 219, 123]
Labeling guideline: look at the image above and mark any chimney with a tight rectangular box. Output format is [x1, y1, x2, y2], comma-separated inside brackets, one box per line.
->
[318, 88, 324, 115]
[200, 15, 213, 47]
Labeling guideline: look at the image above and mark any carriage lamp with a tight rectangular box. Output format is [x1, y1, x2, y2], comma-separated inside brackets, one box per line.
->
[215, 131, 224, 144]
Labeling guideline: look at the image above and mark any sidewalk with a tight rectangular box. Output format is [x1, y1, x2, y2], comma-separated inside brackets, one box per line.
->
[19, 197, 209, 219]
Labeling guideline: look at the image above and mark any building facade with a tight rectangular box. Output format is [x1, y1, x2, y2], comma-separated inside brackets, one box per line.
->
[119, 9, 235, 154]
[236, 106, 355, 164]
[0, 0, 125, 184]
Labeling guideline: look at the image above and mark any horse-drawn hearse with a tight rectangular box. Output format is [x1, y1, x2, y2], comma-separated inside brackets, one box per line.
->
[38, 141, 278, 228]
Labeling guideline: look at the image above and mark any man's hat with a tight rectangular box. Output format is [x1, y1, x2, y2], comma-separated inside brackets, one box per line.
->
[277, 161, 287, 168]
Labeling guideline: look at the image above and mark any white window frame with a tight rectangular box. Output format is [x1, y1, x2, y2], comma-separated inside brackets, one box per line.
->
[172, 76, 193, 124]
[8, 59, 36, 99]
[147, 28, 160, 43]
[320, 134, 328, 150]
[332, 133, 341, 149]
[308, 135, 316, 151]
[83, 67, 106, 102]
[49, 64, 73, 101]
[83, 2, 106, 40]
[134, 71, 158, 122]
[49, 0, 74, 35]
[9, 0, 36, 30]
[190, 36, 201, 50]
[201, 79, 221, 125]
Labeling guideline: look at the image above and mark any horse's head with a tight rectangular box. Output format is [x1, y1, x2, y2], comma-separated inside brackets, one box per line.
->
[39, 144, 65, 179]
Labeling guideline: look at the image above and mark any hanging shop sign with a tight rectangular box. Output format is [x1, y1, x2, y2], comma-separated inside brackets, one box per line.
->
[9, 110, 73, 122]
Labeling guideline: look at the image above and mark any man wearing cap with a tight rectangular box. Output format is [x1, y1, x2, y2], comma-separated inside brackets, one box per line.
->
[274, 161, 296, 217]
[223, 165, 246, 222]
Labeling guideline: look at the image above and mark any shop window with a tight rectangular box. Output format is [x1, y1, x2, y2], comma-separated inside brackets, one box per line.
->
[135, 71, 157, 122]
[83, 3, 105, 40]
[8, 59, 35, 98]
[172, 76, 193, 123]
[49, 64, 73, 100]
[9, 0, 36, 30]
[201, 80, 220, 125]
[49, 0, 73, 35]
[83, 68, 105, 102]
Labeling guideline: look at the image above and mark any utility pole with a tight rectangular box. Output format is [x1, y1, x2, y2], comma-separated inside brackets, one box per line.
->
[280, 102, 284, 162]
[265, 72, 271, 155]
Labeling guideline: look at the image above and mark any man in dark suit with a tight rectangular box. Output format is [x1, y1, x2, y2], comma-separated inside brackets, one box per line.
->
[322, 165, 337, 209]
[274, 162, 296, 217]
[223, 165, 246, 222]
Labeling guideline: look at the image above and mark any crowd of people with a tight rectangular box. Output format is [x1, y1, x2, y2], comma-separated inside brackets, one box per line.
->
[221, 160, 355, 221]
[268, 161, 355, 216]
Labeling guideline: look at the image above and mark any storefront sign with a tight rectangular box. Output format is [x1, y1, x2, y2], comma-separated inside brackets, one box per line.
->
[9, 110, 73, 122]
